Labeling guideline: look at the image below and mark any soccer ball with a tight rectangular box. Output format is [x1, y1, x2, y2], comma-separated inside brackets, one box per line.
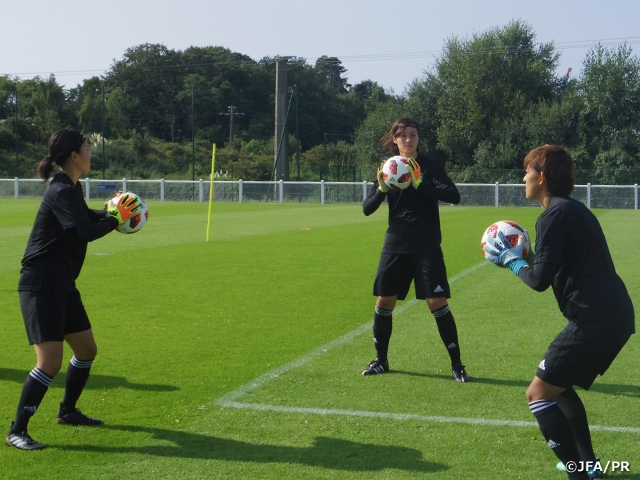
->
[481, 220, 530, 261]
[381, 156, 412, 190]
[107, 192, 149, 234]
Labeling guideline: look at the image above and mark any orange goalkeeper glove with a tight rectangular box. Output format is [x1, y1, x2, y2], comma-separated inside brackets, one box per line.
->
[107, 192, 142, 225]
[376, 164, 390, 193]
[407, 157, 422, 189]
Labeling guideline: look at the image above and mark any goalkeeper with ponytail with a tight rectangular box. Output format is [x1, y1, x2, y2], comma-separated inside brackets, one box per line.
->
[6, 129, 140, 450]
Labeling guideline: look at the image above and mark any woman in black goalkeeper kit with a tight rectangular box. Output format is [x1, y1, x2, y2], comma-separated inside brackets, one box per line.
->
[361, 118, 469, 382]
[485, 145, 634, 480]
[6, 129, 141, 450]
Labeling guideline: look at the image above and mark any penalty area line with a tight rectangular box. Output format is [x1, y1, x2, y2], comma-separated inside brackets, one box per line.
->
[215, 262, 487, 405]
[215, 401, 640, 434]
[213, 260, 640, 435]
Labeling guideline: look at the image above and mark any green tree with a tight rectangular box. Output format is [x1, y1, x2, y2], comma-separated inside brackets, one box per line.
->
[428, 20, 560, 168]
[353, 97, 404, 176]
[20, 75, 68, 137]
[105, 44, 182, 141]
[315, 56, 350, 94]
[577, 43, 640, 159]
[71, 76, 105, 135]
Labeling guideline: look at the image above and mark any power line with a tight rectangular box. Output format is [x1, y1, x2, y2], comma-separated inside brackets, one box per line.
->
[3, 36, 640, 79]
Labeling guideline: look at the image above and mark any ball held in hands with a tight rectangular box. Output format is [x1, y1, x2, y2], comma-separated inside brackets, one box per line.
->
[106, 192, 142, 225]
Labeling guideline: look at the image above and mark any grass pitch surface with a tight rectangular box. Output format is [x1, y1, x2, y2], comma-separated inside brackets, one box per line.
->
[0, 200, 638, 479]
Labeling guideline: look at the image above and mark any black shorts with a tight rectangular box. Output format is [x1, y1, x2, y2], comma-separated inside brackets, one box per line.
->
[536, 321, 631, 390]
[19, 288, 92, 345]
[373, 250, 450, 301]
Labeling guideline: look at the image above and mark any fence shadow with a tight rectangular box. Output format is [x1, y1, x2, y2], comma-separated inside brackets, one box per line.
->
[0, 367, 178, 392]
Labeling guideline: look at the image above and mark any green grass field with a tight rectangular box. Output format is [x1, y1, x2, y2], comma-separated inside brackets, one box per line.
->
[0, 200, 638, 479]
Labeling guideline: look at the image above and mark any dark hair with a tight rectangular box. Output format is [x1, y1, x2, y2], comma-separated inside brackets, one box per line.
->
[37, 128, 86, 181]
[523, 144, 575, 196]
[380, 118, 420, 155]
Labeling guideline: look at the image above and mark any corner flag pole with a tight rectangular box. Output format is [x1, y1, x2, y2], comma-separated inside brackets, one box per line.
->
[206, 144, 216, 241]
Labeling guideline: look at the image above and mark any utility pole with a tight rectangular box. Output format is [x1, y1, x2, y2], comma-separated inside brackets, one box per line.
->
[219, 105, 244, 144]
[102, 86, 106, 179]
[274, 57, 290, 181]
[14, 90, 18, 178]
[229, 105, 235, 143]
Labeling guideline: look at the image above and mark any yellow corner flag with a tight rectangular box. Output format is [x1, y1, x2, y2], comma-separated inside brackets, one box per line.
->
[206, 144, 216, 241]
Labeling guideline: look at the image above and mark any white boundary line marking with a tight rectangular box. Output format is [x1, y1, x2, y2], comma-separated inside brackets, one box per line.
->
[214, 261, 640, 434]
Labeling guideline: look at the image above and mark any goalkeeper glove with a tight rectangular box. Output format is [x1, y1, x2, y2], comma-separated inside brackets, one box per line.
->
[483, 231, 529, 275]
[106, 192, 142, 225]
[104, 191, 122, 211]
[407, 157, 422, 189]
[376, 165, 390, 193]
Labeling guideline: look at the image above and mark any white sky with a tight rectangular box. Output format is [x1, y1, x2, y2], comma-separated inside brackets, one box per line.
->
[2, 0, 640, 94]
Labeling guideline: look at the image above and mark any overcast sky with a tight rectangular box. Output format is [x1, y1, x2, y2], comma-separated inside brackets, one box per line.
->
[2, 0, 640, 93]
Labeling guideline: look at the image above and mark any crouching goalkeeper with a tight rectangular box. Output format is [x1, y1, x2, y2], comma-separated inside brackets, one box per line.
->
[484, 145, 634, 480]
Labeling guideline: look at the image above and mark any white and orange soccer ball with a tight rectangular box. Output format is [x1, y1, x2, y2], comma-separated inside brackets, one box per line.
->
[106, 192, 149, 234]
[381, 156, 412, 190]
[481, 220, 530, 262]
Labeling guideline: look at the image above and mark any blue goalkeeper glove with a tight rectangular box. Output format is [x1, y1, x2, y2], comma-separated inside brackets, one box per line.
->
[483, 231, 529, 275]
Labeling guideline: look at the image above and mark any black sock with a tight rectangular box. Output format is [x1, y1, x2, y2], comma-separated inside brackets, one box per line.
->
[432, 305, 462, 366]
[556, 388, 596, 462]
[60, 356, 93, 414]
[10, 368, 53, 434]
[373, 306, 392, 361]
[529, 400, 587, 479]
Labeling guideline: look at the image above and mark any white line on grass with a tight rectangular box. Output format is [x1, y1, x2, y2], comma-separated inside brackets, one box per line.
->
[222, 401, 539, 427]
[216, 402, 640, 434]
[216, 262, 487, 405]
[214, 261, 640, 435]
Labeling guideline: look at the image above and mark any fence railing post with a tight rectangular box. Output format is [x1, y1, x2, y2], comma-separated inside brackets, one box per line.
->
[6, 178, 640, 209]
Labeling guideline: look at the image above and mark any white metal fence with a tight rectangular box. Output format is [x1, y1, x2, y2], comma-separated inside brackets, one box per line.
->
[1, 178, 639, 209]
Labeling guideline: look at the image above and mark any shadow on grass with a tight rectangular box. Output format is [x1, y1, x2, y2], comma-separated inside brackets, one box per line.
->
[588, 383, 640, 397]
[0, 368, 178, 392]
[60, 424, 447, 473]
[390, 370, 640, 397]
[390, 369, 531, 388]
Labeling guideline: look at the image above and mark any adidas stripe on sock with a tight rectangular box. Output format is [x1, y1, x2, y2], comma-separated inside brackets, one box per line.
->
[375, 306, 393, 317]
[70, 356, 94, 369]
[529, 400, 557, 415]
[431, 305, 451, 318]
[29, 367, 53, 387]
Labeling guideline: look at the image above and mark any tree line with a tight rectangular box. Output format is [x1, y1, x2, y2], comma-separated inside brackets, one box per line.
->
[1, 20, 640, 184]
